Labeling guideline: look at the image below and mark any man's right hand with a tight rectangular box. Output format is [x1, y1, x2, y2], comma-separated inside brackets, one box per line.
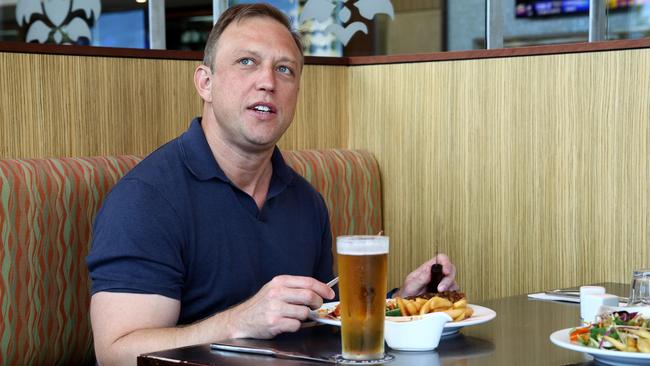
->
[223, 275, 336, 339]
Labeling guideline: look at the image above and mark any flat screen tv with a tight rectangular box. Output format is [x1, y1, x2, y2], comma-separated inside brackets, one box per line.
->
[516, 0, 650, 18]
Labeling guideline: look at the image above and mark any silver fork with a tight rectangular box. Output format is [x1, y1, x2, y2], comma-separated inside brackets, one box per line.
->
[326, 277, 339, 288]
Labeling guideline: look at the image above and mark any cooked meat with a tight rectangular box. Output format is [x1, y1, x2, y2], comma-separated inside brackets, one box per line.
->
[406, 291, 465, 303]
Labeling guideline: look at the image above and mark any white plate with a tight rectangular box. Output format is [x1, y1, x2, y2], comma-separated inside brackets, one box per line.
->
[309, 301, 496, 337]
[550, 328, 650, 366]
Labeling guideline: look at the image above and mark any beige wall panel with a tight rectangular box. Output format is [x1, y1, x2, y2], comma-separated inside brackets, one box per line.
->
[348, 50, 650, 301]
[0, 54, 345, 158]
[279, 65, 348, 150]
[0, 53, 202, 158]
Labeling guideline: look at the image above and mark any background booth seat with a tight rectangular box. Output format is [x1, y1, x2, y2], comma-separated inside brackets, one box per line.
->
[0, 149, 382, 366]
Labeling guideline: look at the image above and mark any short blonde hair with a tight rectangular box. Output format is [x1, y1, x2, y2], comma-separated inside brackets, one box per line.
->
[202, 4, 304, 69]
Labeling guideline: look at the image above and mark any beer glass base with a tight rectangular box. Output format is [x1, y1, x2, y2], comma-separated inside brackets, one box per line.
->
[333, 353, 395, 364]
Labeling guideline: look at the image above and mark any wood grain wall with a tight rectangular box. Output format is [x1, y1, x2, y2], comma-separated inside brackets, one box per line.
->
[2, 48, 649, 301]
[0, 53, 200, 158]
[0, 52, 346, 158]
[348, 50, 650, 301]
[280, 65, 349, 149]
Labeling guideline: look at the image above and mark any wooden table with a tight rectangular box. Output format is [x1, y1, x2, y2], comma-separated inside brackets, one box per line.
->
[138, 283, 630, 366]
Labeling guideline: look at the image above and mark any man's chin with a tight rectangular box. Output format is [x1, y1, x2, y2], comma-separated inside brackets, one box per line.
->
[236, 123, 291, 153]
[240, 138, 280, 154]
[245, 130, 287, 149]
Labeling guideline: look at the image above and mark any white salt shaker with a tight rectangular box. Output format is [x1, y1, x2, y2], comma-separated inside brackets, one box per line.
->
[580, 286, 605, 322]
[581, 292, 618, 324]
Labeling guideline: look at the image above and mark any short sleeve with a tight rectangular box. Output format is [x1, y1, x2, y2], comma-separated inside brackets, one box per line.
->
[87, 178, 186, 300]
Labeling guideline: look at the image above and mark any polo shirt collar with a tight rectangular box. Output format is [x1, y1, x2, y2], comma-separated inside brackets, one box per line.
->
[179, 118, 228, 182]
[270, 146, 293, 186]
[179, 117, 294, 187]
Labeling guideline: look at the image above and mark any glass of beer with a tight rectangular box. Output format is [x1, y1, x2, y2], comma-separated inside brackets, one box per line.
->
[336, 235, 389, 361]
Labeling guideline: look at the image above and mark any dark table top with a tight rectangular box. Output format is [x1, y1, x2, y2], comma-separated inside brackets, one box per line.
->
[138, 283, 632, 366]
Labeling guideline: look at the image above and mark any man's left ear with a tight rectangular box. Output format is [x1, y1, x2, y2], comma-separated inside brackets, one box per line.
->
[193, 64, 213, 102]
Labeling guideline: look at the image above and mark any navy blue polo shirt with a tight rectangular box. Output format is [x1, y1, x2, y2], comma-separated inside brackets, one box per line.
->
[87, 118, 334, 325]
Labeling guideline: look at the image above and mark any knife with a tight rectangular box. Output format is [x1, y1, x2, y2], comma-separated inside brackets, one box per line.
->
[544, 290, 580, 297]
[210, 343, 337, 364]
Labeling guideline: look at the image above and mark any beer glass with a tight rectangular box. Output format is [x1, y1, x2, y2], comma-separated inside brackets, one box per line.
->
[336, 235, 389, 361]
[628, 269, 650, 305]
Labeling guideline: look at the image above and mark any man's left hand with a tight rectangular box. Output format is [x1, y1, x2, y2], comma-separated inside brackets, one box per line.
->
[395, 253, 458, 298]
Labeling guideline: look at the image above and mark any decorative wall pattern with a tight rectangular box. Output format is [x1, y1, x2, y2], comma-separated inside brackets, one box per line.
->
[300, 0, 394, 46]
[16, 0, 101, 44]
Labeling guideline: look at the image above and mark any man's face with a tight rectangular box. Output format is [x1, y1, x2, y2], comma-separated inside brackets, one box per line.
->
[207, 16, 302, 153]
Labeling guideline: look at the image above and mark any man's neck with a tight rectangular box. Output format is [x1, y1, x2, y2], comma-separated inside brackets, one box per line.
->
[202, 125, 274, 209]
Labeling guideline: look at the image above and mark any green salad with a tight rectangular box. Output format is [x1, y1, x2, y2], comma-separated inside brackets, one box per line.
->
[570, 311, 650, 353]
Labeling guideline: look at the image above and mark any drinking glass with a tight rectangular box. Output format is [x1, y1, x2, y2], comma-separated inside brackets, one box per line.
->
[628, 269, 650, 306]
[336, 235, 389, 361]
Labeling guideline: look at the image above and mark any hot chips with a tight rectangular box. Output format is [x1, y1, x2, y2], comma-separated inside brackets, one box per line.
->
[394, 295, 473, 322]
[319, 292, 474, 323]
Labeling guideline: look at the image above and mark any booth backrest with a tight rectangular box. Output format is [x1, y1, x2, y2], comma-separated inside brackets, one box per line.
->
[0, 149, 382, 366]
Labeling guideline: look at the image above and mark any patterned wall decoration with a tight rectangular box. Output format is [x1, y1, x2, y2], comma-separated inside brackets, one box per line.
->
[16, 0, 101, 44]
[300, 0, 394, 46]
[234, 0, 394, 52]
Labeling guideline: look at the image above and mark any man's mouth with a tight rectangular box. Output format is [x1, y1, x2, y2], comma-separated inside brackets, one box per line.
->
[248, 103, 276, 114]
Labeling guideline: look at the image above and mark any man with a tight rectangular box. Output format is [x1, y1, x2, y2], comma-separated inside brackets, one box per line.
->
[87, 4, 458, 365]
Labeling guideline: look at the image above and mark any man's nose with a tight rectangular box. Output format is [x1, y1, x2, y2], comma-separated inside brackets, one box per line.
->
[255, 66, 276, 92]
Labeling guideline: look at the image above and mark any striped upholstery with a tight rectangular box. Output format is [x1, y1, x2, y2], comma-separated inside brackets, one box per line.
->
[0, 149, 382, 366]
[0, 156, 142, 366]
[282, 149, 382, 237]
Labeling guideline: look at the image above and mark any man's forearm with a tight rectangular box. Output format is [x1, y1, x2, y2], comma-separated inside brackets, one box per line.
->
[97, 310, 236, 366]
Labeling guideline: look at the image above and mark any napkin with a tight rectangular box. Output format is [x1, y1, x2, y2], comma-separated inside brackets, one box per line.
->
[528, 292, 627, 306]
[527, 292, 580, 303]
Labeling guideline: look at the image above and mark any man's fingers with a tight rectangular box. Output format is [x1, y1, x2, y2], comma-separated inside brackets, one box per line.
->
[272, 275, 316, 288]
[416, 257, 438, 272]
[402, 253, 458, 293]
[271, 275, 335, 300]
[437, 260, 456, 291]
[443, 262, 456, 280]
[438, 277, 457, 292]
[434, 254, 454, 274]
[278, 303, 312, 321]
[233, 276, 331, 339]
[416, 254, 451, 274]
[412, 254, 454, 283]
[279, 288, 324, 310]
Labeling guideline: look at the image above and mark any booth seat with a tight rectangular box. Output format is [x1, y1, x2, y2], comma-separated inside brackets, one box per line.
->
[0, 149, 382, 366]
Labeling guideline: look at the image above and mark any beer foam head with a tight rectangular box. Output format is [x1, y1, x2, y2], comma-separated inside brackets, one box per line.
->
[336, 235, 389, 255]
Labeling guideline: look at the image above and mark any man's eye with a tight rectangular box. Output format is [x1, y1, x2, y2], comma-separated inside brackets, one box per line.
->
[277, 65, 293, 75]
[238, 58, 254, 66]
